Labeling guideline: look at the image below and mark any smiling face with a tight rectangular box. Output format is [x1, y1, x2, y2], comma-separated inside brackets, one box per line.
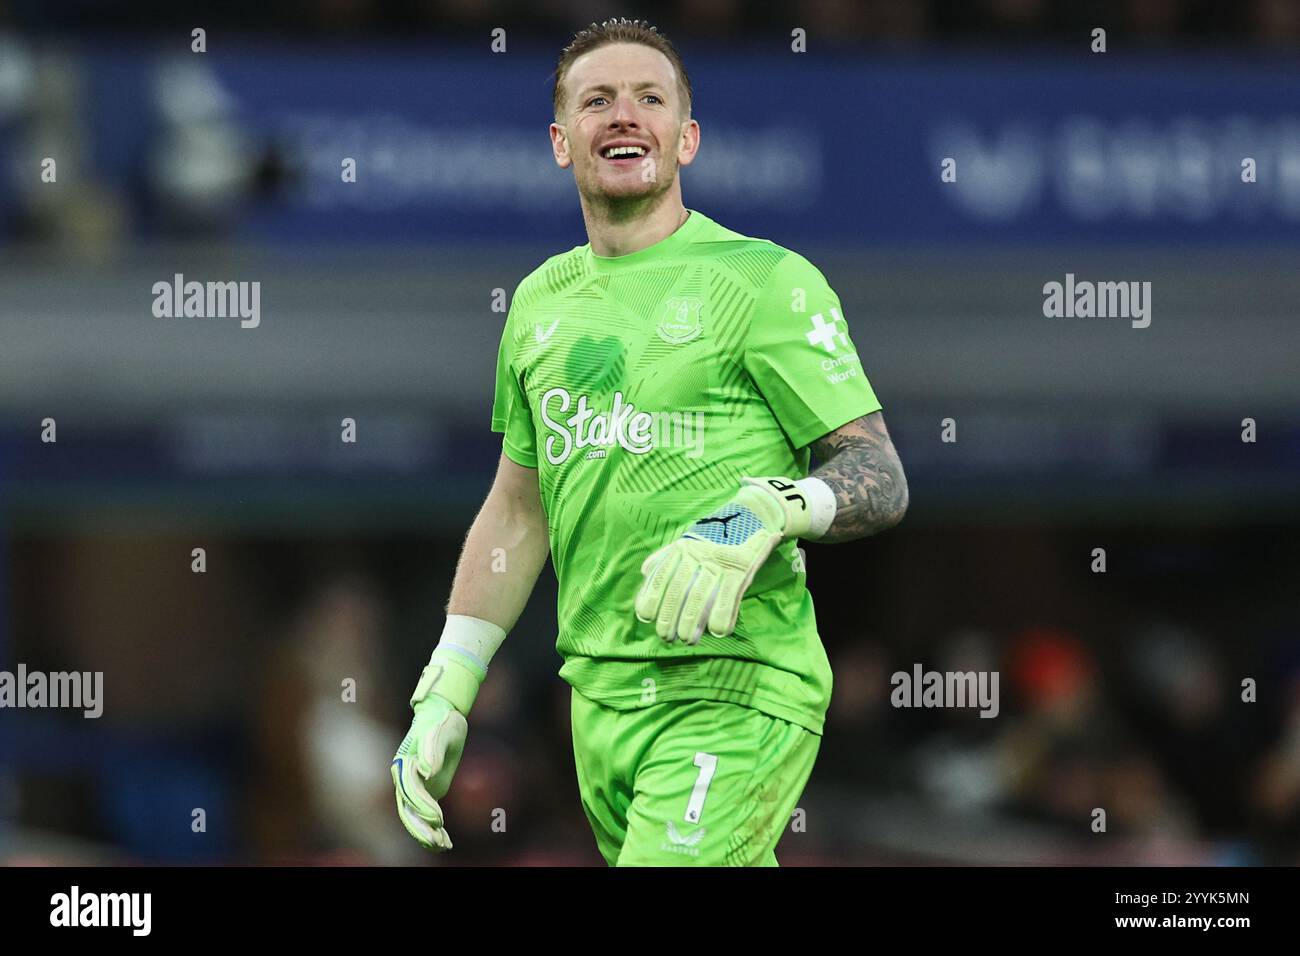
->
[551, 42, 699, 205]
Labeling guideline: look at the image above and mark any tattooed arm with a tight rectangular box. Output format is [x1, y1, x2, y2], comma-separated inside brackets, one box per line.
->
[806, 410, 908, 543]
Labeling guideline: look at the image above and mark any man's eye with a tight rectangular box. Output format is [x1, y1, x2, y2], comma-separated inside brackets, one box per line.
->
[644, 95, 662, 104]
[587, 96, 607, 107]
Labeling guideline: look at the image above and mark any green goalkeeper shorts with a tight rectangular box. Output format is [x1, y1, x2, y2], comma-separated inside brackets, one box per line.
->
[570, 687, 821, 866]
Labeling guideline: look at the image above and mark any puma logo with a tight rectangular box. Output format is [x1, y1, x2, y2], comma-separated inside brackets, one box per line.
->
[695, 511, 742, 539]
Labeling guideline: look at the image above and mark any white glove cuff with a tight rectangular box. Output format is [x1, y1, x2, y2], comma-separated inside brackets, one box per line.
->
[410, 615, 509, 715]
[438, 614, 508, 672]
[793, 476, 837, 540]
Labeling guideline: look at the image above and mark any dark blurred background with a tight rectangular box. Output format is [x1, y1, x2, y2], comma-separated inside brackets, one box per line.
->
[0, 0, 1298, 866]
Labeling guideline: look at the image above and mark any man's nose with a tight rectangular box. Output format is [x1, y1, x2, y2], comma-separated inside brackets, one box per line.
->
[609, 95, 639, 126]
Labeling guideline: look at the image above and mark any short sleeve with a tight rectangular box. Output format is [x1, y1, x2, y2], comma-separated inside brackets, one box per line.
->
[742, 251, 883, 450]
[490, 304, 539, 469]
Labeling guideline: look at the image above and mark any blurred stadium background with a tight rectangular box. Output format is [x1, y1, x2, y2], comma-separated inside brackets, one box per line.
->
[1, 0, 1298, 866]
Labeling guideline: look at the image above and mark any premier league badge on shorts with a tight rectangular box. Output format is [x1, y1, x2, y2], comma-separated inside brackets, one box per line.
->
[656, 296, 704, 345]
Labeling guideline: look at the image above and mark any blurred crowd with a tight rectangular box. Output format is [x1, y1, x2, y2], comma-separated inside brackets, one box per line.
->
[0, 0, 1299, 46]
[6, 527, 1296, 866]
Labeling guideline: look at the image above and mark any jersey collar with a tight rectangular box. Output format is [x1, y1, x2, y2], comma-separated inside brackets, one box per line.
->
[586, 209, 709, 273]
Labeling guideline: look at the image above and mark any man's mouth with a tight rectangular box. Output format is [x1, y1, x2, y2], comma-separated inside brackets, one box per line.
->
[600, 144, 649, 163]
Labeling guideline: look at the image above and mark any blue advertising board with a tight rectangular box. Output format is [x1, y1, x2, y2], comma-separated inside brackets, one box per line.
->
[55, 44, 1300, 246]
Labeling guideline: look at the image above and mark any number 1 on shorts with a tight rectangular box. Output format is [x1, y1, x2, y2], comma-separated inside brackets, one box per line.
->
[685, 752, 718, 824]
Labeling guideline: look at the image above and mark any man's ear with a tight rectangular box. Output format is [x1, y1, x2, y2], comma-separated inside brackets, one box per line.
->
[676, 118, 701, 168]
[550, 122, 572, 169]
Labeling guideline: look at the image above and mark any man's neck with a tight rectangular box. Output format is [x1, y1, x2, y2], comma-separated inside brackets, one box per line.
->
[582, 193, 690, 258]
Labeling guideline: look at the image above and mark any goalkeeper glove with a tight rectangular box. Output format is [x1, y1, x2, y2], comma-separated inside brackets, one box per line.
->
[634, 476, 817, 643]
[391, 617, 503, 852]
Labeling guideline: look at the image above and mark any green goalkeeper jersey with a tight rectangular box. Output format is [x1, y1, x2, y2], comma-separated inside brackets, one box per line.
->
[491, 210, 882, 735]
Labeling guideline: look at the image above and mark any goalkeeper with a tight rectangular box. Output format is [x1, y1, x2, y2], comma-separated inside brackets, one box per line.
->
[393, 18, 908, 865]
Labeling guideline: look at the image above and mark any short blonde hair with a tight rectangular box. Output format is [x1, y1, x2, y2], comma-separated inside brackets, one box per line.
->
[553, 18, 693, 121]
